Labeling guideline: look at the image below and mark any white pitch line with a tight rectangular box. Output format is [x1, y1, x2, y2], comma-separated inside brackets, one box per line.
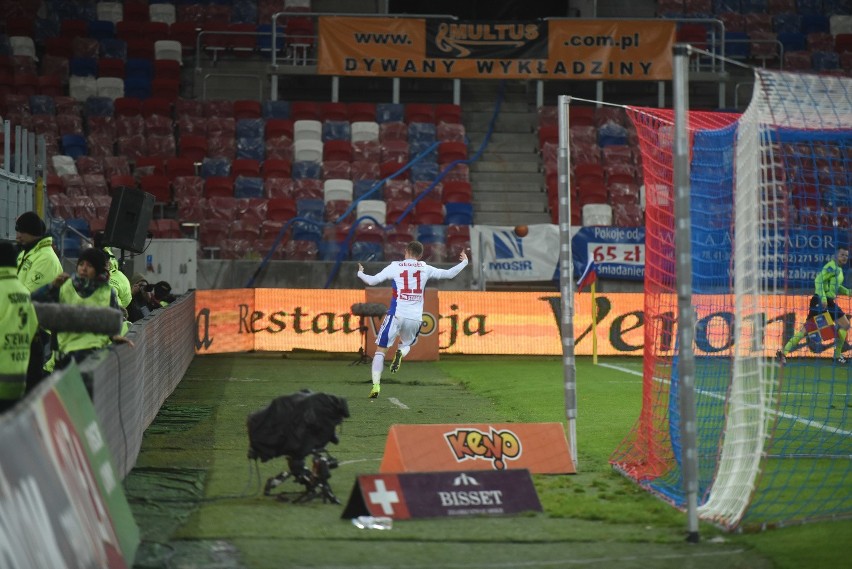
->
[388, 397, 409, 409]
[596, 363, 852, 437]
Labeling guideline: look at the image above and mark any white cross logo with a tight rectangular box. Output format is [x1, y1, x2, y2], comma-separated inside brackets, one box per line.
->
[367, 479, 400, 515]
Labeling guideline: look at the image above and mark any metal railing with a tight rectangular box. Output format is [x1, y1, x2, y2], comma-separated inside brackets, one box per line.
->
[1, 119, 44, 240]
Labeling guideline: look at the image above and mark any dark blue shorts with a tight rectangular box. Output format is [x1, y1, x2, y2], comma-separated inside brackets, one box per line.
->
[808, 295, 845, 321]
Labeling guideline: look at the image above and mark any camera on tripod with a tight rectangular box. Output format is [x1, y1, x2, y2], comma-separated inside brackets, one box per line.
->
[247, 390, 349, 504]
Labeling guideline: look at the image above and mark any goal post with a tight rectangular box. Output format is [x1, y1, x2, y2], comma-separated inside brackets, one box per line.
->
[610, 67, 852, 531]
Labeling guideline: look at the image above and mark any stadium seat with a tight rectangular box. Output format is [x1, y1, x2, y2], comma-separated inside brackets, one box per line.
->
[405, 103, 435, 124]
[320, 102, 349, 122]
[150, 3, 177, 25]
[294, 139, 323, 163]
[323, 140, 352, 162]
[262, 159, 292, 179]
[348, 102, 376, 122]
[323, 179, 354, 203]
[322, 120, 350, 142]
[353, 219, 386, 248]
[444, 202, 473, 225]
[351, 121, 380, 143]
[582, 203, 613, 225]
[140, 174, 172, 203]
[267, 197, 297, 221]
[351, 161, 380, 181]
[442, 180, 472, 203]
[294, 119, 322, 141]
[435, 103, 462, 125]
[234, 100, 262, 120]
[290, 101, 321, 121]
[231, 158, 261, 178]
[205, 176, 235, 198]
[293, 178, 323, 200]
[179, 135, 208, 162]
[262, 100, 290, 119]
[376, 103, 404, 124]
[234, 176, 265, 199]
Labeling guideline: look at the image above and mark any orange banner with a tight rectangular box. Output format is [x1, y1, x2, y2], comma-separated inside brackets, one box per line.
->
[379, 423, 575, 474]
[548, 20, 675, 80]
[318, 17, 674, 80]
[194, 290, 817, 357]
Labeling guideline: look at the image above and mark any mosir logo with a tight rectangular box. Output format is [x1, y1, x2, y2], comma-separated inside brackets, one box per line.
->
[444, 427, 521, 470]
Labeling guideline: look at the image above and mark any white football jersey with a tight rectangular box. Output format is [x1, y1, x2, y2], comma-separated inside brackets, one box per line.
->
[358, 258, 468, 320]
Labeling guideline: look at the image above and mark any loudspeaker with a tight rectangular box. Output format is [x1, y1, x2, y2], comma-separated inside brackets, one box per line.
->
[103, 187, 155, 253]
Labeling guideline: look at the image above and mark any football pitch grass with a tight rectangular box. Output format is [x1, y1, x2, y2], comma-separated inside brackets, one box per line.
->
[126, 353, 849, 569]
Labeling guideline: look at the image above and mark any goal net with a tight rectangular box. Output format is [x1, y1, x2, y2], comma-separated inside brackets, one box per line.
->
[610, 69, 852, 530]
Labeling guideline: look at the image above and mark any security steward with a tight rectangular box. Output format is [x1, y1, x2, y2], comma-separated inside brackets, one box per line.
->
[15, 211, 62, 387]
[0, 241, 38, 412]
[15, 211, 62, 293]
[31, 248, 133, 369]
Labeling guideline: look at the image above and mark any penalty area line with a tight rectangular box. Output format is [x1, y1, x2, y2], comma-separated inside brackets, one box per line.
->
[600, 363, 851, 437]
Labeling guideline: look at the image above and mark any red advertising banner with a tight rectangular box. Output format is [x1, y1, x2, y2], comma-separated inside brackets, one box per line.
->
[318, 17, 674, 80]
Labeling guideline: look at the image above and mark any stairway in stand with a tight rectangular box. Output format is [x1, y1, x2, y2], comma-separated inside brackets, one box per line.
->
[462, 80, 550, 227]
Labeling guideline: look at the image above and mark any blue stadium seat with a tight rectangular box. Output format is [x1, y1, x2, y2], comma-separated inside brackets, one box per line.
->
[417, 224, 447, 244]
[410, 139, 438, 161]
[376, 103, 404, 124]
[351, 241, 383, 262]
[801, 15, 830, 35]
[262, 100, 290, 119]
[256, 24, 285, 53]
[292, 161, 322, 180]
[740, 0, 767, 11]
[231, 0, 258, 23]
[88, 20, 115, 40]
[812, 51, 840, 71]
[70, 57, 98, 77]
[772, 14, 801, 34]
[234, 176, 264, 198]
[99, 38, 128, 59]
[61, 134, 88, 159]
[410, 161, 439, 183]
[84, 96, 114, 117]
[723, 32, 750, 59]
[322, 120, 351, 141]
[123, 77, 152, 99]
[125, 58, 154, 80]
[291, 219, 322, 242]
[29, 95, 56, 115]
[295, 199, 325, 224]
[795, 0, 823, 15]
[236, 118, 265, 138]
[201, 157, 232, 178]
[409, 122, 436, 144]
[354, 179, 381, 200]
[444, 202, 473, 225]
[777, 32, 807, 53]
[319, 239, 347, 261]
[236, 137, 265, 160]
[598, 122, 628, 147]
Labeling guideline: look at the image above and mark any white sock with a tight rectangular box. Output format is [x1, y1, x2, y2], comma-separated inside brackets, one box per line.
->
[400, 345, 411, 358]
[371, 353, 385, 384]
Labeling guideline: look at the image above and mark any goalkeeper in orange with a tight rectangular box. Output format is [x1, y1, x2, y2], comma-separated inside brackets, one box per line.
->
[777, 245, 851, 364]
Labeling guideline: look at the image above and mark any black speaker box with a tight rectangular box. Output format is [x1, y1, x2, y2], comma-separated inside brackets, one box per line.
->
[103, 187, 154, 253]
